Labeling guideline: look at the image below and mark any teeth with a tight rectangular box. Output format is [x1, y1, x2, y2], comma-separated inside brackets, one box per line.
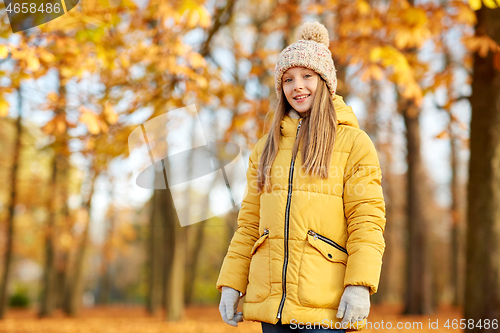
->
[295, 95, 309, 100]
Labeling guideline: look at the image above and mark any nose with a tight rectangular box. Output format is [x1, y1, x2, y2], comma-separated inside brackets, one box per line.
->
[293, 78, 305, 91]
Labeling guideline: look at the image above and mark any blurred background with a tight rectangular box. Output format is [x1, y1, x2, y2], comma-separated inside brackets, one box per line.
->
[0, 0, 499, 332]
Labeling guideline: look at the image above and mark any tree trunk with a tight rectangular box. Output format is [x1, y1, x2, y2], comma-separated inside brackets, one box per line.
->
[56, 156, 71, 310]
[371, 113, 396, 305]
[399, 0, 434, 315]
[464, 6, 500, 333]
[146, 185, 166, 314]
[401, 97, 434, 315]
[39, 74, 69, 315]
[161, 157, 185, 321]
[62, 172, 97, 315]
[38, 156, 59, 317]
[0, 86, 23, 319]
[448, 115, 462, 308]
[98, 202, 115, 305]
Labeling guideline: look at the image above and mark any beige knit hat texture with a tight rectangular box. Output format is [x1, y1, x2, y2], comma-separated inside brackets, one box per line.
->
[274, 21, 337, 98]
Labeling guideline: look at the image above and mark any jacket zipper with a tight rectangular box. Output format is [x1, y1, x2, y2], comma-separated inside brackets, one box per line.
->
[308, 230, 348, 254]
[276, 119, 302, 320]
[260, 228, 269, 238]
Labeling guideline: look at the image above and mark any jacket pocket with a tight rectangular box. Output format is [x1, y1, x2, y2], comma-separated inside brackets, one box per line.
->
[298, 229, 348, 309]
[306, 230, 348, 259]
[245, 229, 271, 303]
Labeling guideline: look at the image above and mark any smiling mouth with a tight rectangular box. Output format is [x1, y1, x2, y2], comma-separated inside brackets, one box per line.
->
[294, 94, 310, 101]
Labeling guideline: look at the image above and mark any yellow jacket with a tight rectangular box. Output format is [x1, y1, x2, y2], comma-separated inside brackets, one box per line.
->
[216, 94, 386, 331]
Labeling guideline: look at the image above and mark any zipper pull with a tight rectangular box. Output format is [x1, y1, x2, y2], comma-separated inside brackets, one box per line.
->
[308, 230, 318, 240]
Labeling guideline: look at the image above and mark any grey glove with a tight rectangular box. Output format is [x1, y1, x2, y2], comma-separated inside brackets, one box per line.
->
[336, 285, 370, 327]
[219, 286, 244, 327]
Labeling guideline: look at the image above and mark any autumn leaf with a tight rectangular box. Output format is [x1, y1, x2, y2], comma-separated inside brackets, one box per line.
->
[0, 45, 9, 59]
[452, 3, 477, 25]
[0, 98, 9, 117]
[435, 129, 449, 139]
[361, 64, 384, 81]
[468, 0, 500, 10]
[400, 81, 423, 106]
[38, 50, 56, 63]
[483, 0, 499, 8]
[357, 0, 371, 15]
[47, 92, 59, 103]
[79, 107, 102, 135]
[196, 76, 208, 89]
[103, 101, 118, 124]
[188, 52, 207, 69]
[469, 0, 482, 10]
[197, 6, 211, 28]
[463, 35, 500, 57]
[42, 114, 67, 135]
[26, 53, 40, 71]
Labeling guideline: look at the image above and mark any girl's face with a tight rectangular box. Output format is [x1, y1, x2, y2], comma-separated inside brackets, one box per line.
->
[282, 67, 319, 116]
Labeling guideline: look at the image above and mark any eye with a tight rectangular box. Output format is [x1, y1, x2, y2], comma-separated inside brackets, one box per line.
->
[284, 74, 312, 83]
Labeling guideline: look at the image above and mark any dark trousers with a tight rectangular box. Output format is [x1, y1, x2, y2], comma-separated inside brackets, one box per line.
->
[261, 319, 347, 332]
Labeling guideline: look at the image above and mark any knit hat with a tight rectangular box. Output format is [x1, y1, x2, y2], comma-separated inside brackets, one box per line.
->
[274, 21, 337, 98]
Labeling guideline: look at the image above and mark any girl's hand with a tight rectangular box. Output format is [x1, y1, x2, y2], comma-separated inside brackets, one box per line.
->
[336, 285, 370, 327]
[219, 286, 244, 327]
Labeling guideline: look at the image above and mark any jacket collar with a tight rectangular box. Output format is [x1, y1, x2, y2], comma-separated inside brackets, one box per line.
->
[280, 94, 360, 137]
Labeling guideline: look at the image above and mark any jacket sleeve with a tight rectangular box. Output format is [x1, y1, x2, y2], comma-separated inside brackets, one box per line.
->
[216, 143, 262, 295]
[342, 130, 386, 295]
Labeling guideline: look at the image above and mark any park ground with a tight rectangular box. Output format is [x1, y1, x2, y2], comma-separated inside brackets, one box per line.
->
[0, 303, 463, 333]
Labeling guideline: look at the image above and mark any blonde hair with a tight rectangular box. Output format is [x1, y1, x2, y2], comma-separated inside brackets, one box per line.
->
[257, 77, 338, 193]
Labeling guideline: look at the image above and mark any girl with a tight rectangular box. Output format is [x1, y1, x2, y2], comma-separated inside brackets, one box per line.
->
[216, 21, 386, 333]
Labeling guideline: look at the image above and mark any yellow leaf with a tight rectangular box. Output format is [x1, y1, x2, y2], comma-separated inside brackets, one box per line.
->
[0, 98, 9, 117]
[469, 0, 482, 10]
[103, 101, 118, 124]
[0, 45, 9, 59]
[370, 65, 383, 80]
[42, 115, 67, 135]
[197, 6, 211, 28]
[176, 0, 198, 15]
[395, 30, 411, 49]
[86, 137, 96, 150]
[26, 54, 40, 71]
[61, 67, 73, 78]
[79, 108, 101, 135]
[188, 52, 206, 68]
[48, 92, 59, 103]
[369, 47, 382, 62]
[483, 0, 499, 8]
[100, 120, 109, 133]
[357, 0, 370, 15]
[196, 76, 207, 89]
[38, 50, 55, 63]
[454, 5, 477, 25]
[186, 10, 198, 29]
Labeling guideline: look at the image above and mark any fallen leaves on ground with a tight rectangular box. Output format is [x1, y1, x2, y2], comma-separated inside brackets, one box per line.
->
[0, 303, 463, 333]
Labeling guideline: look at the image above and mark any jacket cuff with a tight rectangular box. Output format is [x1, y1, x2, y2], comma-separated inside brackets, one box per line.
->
[343, 246, 383, 295]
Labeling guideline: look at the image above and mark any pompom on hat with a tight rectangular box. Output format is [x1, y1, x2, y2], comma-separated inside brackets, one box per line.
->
[274, 21, 338, 98]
